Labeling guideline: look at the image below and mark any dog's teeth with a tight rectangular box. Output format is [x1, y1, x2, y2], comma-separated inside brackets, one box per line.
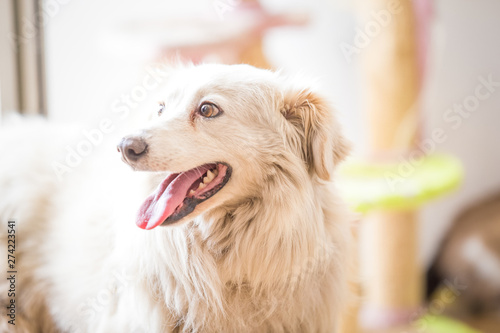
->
[213, 169, 219, 177]
[206, 170, 215, 182]
[189, 189, 196, 196]
[198, 183, 206, 190]
[203, 176, 209, 184]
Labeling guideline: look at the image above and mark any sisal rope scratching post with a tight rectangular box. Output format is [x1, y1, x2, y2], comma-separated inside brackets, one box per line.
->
[337, 0, 463, 330]
[360, 0, 421, 328]
[337, 222, 362, 333]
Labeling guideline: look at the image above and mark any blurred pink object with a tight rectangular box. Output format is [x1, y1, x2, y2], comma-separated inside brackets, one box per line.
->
[118, 1, 308, 67]
[413, 0, 433, 85]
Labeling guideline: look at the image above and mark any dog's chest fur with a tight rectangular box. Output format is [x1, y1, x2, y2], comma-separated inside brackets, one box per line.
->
[97, 175, 351, 333]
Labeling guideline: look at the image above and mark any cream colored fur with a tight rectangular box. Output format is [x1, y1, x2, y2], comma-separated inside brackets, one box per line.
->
[0, 64, 352, 332]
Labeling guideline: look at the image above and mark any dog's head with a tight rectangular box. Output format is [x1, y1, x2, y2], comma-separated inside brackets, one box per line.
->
[118, 64, 349, 229]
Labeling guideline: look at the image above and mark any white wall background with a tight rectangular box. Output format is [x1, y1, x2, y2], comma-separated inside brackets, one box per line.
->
[418, 0, 500, 266]
[44, 0, 500, 267]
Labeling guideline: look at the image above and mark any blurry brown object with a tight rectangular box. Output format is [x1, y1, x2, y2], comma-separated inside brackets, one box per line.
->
[431, 192, 500, 316]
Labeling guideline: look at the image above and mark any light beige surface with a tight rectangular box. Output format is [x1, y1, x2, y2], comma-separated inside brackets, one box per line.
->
[359, 0, 422, 321]
[361, 210, 423, 308]
[363, 0, 420, 152]
[338, 224, 361, 333]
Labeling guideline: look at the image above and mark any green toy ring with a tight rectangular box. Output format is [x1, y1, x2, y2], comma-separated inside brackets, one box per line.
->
[337, 154, 464, 213]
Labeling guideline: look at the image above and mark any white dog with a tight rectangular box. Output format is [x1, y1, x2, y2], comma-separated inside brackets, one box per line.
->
[0, 64, 352, 333]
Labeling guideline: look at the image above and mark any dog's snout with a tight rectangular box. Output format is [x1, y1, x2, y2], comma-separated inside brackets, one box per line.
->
[117, 136, 148, 163]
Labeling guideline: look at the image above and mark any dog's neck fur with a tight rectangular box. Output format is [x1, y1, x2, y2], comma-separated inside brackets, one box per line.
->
[119, 159, 349, 332]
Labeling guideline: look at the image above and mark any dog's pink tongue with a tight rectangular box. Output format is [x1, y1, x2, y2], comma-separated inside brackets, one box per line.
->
[136, 168, 205, 230]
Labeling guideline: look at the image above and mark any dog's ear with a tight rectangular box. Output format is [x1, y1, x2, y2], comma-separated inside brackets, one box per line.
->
[281, 89, 350, 181]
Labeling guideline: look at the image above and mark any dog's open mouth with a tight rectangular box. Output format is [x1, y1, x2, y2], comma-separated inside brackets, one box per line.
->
[136, 163, 231, 230]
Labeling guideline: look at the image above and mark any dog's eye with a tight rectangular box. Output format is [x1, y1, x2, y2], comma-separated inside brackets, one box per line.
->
[158, 102, 165, 116]
[198, 103, 221, 118]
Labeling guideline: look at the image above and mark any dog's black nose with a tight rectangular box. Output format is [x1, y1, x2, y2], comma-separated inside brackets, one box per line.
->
[117, 136, 148, 162]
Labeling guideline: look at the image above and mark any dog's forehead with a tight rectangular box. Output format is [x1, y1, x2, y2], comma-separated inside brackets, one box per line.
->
[153, 64, 280, 119]
[167, 64, 276, 93]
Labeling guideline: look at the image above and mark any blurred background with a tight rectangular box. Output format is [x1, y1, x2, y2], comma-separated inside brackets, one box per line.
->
[1, 0, 499, 332]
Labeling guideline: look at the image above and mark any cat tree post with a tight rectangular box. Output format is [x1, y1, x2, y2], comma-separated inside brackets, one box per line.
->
[361, 0, 421, 327]
[339, 0, 462, 330]
[337, 223, 361, 333]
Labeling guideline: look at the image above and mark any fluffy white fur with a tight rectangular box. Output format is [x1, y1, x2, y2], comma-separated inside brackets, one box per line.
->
[0, 64, 352, 333]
